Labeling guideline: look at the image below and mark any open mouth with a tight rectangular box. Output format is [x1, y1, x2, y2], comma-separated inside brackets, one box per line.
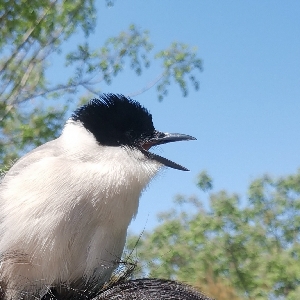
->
[139, 132, 196, 171]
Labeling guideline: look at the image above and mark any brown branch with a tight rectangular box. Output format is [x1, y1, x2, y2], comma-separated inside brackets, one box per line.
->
[0, 104, 13, 122]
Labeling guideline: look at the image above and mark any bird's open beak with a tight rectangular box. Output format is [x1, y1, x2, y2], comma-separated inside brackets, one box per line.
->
[139, 132, 196, 171]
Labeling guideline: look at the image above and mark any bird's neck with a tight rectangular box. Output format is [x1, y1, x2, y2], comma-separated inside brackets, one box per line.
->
[60, 122, 162, 222]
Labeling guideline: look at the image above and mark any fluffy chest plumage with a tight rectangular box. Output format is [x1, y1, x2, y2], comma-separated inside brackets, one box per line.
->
[0, 129, 161, 295]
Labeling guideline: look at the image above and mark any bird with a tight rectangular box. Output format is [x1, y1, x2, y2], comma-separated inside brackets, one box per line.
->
[0, 93, 195, 299]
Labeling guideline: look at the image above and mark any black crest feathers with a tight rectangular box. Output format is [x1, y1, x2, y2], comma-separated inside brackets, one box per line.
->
[71, 94, 155, 147]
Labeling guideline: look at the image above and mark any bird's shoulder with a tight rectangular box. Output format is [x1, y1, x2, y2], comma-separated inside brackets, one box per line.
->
[3, 139, 66, 179]
[2, 136, 106, 186]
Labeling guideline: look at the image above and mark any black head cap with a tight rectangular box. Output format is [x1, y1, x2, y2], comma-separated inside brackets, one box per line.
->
[71, 94, 155, 147]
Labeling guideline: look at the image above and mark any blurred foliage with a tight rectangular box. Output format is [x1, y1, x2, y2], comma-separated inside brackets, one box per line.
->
[197, 170, 213, 192]
[156, 42, 202, 101]
[0, 0, 202, 165]
[126, 170, 300, 300]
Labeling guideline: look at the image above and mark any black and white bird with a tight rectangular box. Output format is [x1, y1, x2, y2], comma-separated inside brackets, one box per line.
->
[0, 94, 195, 299]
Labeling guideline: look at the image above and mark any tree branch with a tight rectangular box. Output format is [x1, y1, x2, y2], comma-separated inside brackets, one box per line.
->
[0, 1, 57, 74]
[127, 73, 164, 98]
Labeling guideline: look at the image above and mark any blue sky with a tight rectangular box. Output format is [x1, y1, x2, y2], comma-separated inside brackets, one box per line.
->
[51, 1, 300, 234]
